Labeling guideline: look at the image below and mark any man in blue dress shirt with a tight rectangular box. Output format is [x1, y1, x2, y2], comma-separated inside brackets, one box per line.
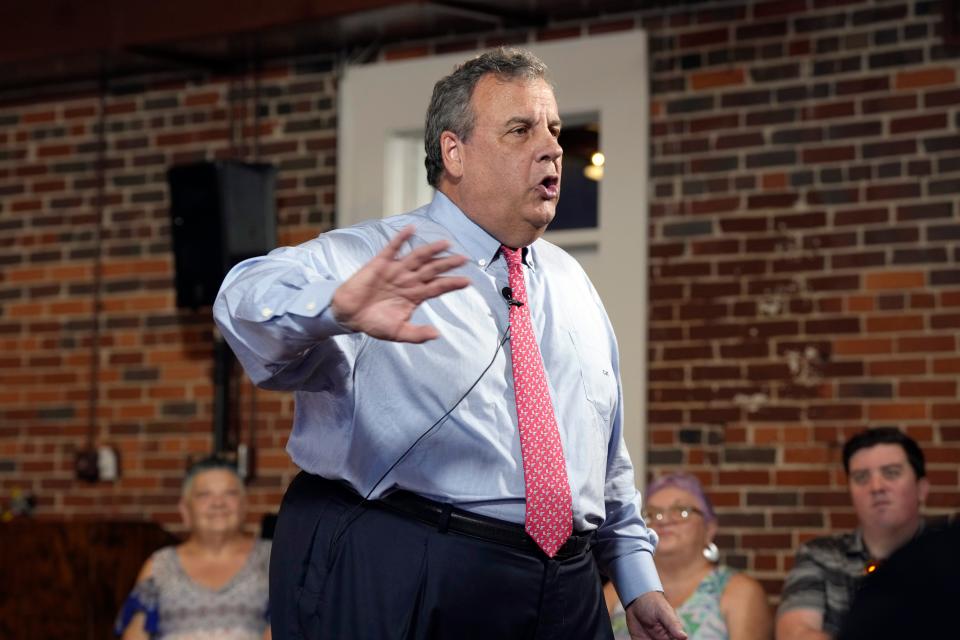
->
[214, 47, 684, 640]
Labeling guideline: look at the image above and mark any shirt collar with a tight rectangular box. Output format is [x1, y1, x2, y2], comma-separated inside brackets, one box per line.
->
[426, 191, 539, 272]
[850, 520, 926, 559]
[848, 529, 869, 559]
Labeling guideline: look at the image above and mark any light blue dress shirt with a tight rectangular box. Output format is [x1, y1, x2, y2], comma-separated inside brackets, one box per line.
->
[214, 192, 662, 604]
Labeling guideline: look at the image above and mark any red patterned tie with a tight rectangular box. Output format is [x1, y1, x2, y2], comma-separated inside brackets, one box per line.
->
[501, 245, 573, 557]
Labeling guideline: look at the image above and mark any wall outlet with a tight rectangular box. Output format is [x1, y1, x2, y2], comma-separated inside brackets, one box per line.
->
[74, 446, 119, 482]
[74, 449, 99, 482]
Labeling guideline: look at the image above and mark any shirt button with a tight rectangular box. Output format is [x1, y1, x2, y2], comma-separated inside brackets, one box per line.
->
[478, 258, 486, 267]
[261, 307, 272, 317]
[306, 301, 316, 311]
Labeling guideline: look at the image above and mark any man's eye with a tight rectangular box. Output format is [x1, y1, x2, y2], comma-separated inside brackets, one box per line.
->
[881, 466, 902, 480]
[851, 471, 869, 484]
[511, 127, 527, 136]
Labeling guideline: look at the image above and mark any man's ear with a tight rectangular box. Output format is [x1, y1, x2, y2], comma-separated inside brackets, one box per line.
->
[440, 131, 464, 180]
[918, 476, 930, 504]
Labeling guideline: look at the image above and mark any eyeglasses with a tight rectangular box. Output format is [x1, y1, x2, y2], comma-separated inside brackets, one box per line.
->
[641, 504, 704, 526]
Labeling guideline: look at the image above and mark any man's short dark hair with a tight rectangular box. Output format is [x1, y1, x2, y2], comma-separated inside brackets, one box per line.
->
[842, 427, 926, 479]
[423, 47, 550, 188]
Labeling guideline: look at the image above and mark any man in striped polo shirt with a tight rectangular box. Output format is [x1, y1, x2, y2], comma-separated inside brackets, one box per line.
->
[775, 428, 929, 640]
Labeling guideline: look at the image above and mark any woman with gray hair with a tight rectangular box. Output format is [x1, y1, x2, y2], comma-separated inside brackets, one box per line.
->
[115, 456, 271, 640]
[607, 473, 771, 640]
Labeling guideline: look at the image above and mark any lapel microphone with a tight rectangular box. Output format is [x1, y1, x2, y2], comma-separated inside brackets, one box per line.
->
[501, 287, 524, 307]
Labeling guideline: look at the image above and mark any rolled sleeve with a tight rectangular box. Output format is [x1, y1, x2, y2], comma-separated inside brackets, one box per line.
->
[777, 544, 827, 617]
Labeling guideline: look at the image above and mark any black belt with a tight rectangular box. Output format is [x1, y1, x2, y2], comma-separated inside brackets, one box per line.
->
[317, 475, 592, 561]
[378, 489, 592, 561]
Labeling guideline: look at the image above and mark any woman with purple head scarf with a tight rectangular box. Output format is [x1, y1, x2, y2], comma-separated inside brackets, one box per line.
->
[607, 473, 772, 640]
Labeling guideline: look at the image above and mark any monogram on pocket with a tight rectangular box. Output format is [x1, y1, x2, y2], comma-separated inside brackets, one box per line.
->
[566, 328, 618, 422]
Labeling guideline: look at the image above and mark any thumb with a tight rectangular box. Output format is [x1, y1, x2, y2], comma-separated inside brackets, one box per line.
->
[664, 611, 687, 640]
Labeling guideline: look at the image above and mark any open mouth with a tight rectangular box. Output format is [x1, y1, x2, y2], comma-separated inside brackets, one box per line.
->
[537, 175, 560, 199]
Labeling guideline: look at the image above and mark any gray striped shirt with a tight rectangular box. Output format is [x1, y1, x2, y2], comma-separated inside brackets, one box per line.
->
[777, 531, 870, 636]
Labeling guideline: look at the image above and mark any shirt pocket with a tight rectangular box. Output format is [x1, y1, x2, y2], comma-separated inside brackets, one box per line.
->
[566, 328, 619, 426]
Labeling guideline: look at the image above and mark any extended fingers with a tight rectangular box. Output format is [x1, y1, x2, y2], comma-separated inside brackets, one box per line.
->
[414, 253, 468, 282]
[392, 323, 441, 344]
[379, 228, 466, 279]
[419, 275, 471, 300]
[377, 225, 418, 261]
[398, 238, 460, 272]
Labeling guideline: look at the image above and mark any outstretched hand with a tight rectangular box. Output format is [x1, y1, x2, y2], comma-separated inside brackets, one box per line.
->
[626, 591, 688, 640]
[330, 226, 470, 343]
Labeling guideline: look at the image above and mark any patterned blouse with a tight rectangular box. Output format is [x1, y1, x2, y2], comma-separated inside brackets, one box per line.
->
[611, 566, 735, 640]
[115, 539, 271, 640]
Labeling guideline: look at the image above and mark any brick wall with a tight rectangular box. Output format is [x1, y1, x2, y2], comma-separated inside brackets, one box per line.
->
[0, 61, 339, 528]
[644, 0, 960, 595]
[1, 0, 958, 597]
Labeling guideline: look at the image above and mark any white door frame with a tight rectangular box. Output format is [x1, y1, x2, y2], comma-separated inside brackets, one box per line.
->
[338, 31, 650, 484]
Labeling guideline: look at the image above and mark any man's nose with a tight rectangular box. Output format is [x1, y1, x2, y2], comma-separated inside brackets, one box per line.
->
[537, 132, 562, 163]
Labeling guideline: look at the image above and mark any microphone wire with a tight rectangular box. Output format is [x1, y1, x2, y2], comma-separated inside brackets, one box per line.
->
[326, 322, 511, 564]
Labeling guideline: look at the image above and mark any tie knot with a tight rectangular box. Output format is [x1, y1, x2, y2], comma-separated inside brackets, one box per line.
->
[501, 245, 523, 268]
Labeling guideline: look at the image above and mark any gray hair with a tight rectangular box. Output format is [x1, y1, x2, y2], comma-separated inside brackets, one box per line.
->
[424, 47, 551, 188]
[181, 455, 243, 499]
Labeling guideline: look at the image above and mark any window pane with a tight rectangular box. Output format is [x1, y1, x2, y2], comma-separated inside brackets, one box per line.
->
[553, 117, 600, 231]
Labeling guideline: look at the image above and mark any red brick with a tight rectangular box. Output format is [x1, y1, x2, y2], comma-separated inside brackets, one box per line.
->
[867, 404, 927, 420]
[864, 315, 924, 332]
[895, 67, 956, 90]
[862, 94, 917, 113]
[941, 291, 960, 307]
[933, 358, 960, 374]
[754, 0, 807, 18]
[183, 91, 221, 107]
[932, 405, 960, 420]
[678, 27, 729, 48]
[898, 336, 955, 353]
[865, 271, 924, 290]
[36, 143, 73, 158]
[789, 39, 811, 55]
[802, 145, 856, 163]
[718, 470, 770, 485]
[869, 359, 927, 376]
[690, 196, 741, 215]
[803, 101, 855, 120]
[833, 338, 893, 355]
[865, 183, 921, 201]
[846, 295, 874, 312]
[691, 68, 746, 90]
[900, 381, 956, 397]
[587, 18, 635, 35]
[775, 470, 831, 485]
[106, 101, 137, 115]
[689, 114, 740, 133]
[21, 110, 56, 124]
[742, 533, 792, 549]
[889, 113, 948, 134]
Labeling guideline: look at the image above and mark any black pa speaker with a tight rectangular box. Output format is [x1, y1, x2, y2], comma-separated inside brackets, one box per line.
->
[167, 161, 277, 308]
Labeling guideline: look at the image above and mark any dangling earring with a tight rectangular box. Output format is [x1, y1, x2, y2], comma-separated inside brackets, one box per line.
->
[703, 542, 720, 563]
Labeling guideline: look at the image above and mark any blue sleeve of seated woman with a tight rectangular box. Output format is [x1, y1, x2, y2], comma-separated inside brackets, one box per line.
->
[114, 576, 160, 636]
